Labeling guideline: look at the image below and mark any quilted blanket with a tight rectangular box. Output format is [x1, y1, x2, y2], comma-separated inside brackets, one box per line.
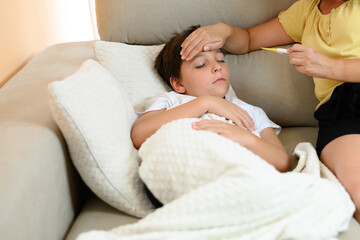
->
[78, 118, 355, 240]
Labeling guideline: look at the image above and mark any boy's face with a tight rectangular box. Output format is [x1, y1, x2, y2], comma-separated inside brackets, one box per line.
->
[172, 50, 230, 98]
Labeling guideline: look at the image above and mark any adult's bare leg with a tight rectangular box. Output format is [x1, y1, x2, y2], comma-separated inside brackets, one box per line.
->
[320, 134, 360, 223]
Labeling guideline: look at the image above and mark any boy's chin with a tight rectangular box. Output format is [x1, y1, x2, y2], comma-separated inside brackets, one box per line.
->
[213, 92, 228, 98]
[190, 87, 229, 98]
[217, 87, 230, 98]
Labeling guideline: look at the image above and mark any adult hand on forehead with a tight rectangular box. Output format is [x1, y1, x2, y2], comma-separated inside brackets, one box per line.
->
[180, 23, 230, 61]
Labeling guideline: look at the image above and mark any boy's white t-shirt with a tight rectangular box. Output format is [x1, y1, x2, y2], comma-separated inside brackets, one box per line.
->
[140, 91, 280, 136]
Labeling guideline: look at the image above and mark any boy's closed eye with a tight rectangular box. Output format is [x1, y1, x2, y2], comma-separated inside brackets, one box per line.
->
[190, 50, 226, 68]
[194, 59, 225, 68]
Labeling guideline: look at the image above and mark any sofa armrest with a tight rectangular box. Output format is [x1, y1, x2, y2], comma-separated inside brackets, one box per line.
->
[0, 41, 94, 240]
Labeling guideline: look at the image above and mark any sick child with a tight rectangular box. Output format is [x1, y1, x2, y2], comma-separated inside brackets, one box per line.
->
[131, 25, 289, 173]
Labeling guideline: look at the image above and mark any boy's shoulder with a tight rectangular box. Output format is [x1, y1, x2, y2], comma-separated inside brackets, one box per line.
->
[148, 91, 195, 107]
[225, 95, 250, 107]
[165, 91, 196, 101]
[149, 91, 178, 101]
[154, 91, 182, 97]
[226, 95, 265, 114]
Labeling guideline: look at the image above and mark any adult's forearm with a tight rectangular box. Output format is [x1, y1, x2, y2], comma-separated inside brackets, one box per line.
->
[330, 58, 360, 83]
[223, 25, 250, 54]
[223, 18, 294, 54]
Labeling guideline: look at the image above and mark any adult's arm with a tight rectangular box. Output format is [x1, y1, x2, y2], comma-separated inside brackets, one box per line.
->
[181, 18, 294, 61]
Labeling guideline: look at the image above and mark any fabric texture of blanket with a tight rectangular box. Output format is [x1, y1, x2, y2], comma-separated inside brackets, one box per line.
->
[78, 118, 355, 240]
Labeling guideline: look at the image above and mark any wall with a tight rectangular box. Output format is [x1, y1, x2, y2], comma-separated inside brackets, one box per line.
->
[0, 0, 96, 87]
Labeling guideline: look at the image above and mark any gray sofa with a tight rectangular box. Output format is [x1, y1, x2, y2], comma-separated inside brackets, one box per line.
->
[1, 0, 359, 239]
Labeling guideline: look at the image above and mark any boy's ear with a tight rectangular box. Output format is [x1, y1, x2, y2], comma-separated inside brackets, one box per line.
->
[170, 77, 186, 93]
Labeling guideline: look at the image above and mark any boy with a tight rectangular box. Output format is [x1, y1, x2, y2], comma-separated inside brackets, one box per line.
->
[131, 26, 289, 172]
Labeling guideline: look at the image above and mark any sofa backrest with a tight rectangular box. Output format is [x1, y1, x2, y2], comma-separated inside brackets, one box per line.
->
[95, 0, 318, 127]
[96, 0, 297, 44]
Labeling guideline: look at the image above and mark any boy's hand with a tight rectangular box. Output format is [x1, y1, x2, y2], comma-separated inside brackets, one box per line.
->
[192, 120, 256, 147]
[203, 96, 255, 131]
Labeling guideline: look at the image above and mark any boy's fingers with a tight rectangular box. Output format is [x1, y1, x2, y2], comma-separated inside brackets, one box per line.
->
[192, 120, 213, 130]
[242, 120, 254, 132]
[232, 118, 248, 130]
[237, 111, 255, 131]
[192, 120, 228, 133]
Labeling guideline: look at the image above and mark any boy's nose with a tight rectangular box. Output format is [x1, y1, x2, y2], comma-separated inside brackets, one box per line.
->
[212, 62, 222, 73]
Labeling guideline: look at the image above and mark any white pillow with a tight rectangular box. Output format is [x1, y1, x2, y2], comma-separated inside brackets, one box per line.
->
[94, 41, 170, 113]
[48, 59, 154, 218]
[94, 40, 237, 113]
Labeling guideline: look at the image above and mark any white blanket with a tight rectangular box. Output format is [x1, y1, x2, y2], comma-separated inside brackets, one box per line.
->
[78, 118, 355, 240]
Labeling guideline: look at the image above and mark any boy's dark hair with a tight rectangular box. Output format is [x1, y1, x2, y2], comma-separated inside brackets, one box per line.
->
[155, 25, 200, 89]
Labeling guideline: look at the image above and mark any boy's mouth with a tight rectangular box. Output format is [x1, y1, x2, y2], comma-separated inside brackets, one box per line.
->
[213, 78, 226, 84]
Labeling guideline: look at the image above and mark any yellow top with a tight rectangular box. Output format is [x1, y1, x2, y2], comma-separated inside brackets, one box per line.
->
[278, 0, 360, 109]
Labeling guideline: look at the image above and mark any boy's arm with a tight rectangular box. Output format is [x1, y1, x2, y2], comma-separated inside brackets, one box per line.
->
[131, 96, 255, 149]
[253, 127, 290, 172]
[131, 97, 208, 149]
[192, 121, 289, 172]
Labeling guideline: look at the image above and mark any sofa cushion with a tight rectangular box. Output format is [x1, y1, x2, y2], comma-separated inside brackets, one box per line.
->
[64, 193, 360, 240]
[278, 126, 318, 170]
[48, 59, 154, 218]
[95, 0, 298, 45]
[226, 49, 318, 127]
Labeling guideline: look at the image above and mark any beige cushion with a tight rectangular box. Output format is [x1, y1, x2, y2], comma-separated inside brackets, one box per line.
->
[48, 59, 154, 218]
[278, 127, 318, 170]
[226, 48, 318, 127]
[65, 194, 138, 240]
[96, 0, 298, 44]
[65, 193, 360, 240]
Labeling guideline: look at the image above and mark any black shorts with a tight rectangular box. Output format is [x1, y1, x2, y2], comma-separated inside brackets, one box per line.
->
[314, 82, 360, 156]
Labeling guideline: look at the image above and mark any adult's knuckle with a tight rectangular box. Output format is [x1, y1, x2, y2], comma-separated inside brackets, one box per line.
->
[198, 29, 205, 35]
